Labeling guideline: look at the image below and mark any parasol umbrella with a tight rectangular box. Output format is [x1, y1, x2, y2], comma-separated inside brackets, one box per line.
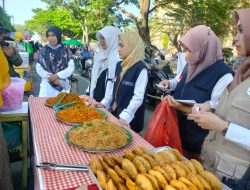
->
[13, 32, 25, 40]
[63, 39, 83, 46]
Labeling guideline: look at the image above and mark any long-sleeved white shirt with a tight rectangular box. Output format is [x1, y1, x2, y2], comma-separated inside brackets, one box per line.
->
[169, 73, 233, 109]
[226, 123, 250, 151]
[36, 59, 75, 97]
[101, 68, 148, 123]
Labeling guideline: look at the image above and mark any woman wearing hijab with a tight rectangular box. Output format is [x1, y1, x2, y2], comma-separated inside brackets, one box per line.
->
[190, 8, 250, 187]
[96, 32, 148, 133]
[0, 47, 13, 190]
[89, 26, 121, 102]
[160, 25, 233, 158]
[36, 26, 74, 97]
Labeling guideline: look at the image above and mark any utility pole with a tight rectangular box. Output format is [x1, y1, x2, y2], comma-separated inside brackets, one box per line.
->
[2, 0, 5, 10]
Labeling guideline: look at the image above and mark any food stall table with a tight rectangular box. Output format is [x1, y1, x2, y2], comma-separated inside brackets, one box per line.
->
[0, 102, 29, 190]
[29, 97, 153, 190]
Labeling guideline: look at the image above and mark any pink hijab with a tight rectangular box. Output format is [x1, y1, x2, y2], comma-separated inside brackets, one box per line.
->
[179, 25, 223, 82]
[229, 8, 250, 92]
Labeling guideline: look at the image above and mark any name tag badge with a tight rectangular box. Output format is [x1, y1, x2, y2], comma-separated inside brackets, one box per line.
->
[122, 81, 134, 86]
[247, 87, 250, 96]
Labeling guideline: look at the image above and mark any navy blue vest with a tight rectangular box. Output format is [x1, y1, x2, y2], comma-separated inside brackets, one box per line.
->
[112, 61, 147, 133]
[174, 60, 233, 153]
[93, 68, 108, 102]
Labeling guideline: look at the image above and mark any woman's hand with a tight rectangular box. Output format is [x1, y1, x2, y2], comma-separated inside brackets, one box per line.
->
[189, 112, 229, 132]
[119, 118, 130, 128]
[48, 74, 59, 82]
[2, 46, 14, 57]
[89, 99, 104, 108]
[193, 102, 212, 113]
[163, 95, 192, 113]
[53, 79, 62, 87]
[159, 80, 169, 91]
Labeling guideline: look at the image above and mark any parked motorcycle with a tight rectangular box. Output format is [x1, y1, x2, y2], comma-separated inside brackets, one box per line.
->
[74, 54, 93, 78]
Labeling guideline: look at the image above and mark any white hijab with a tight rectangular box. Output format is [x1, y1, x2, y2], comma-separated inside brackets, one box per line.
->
[90, 26, 121, 97]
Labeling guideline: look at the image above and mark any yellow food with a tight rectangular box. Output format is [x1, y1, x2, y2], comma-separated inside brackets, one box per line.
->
[163, 165, 177, 180]
[122, 159, 138, 180]
[182, 160, 197, 174]
[190, 159, 204, 173]
[126, 177, 138, 190]
[142, 154, 157, 168]
[100, 159, 110, 172]
[136, 174, 154, 190]
[104, 155, 116, 168]
[68, 119, 129, 150]
[134, 156, 151, 172]
[144, 174, 160, 190]
[151, 153, 165, 165]
[115, 165, 129, 180]
[118, 183, 128, 190]
[199, 170, 221, 190]
[106, 179, 117, 190]
[153, 166, 171, 182]
[107, 168, 124, 185]
[196, 175, 212, 190]
[96, 170, 107, 189]
[171, 163, 187, 178]
[174, 161, 192, 173]
[132, 147, 144, 155]
[133, 157, 147, 173]
[124, 150, 136, 161]
[148, 169, 168, 189]
[90, 156, 103, 174]
[187, 173, 205, 190]
[179, 177, 198, 190]
[160, 150, 177, 163]
[164, 184, 177, 190]
[112, 157, 123, 166]
[170, 179, 189, 190]
[171, 149, 184, 161]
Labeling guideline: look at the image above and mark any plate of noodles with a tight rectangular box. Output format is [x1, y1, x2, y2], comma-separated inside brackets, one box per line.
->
[55, 106, 108, 125]
[65, 119, 133, 152]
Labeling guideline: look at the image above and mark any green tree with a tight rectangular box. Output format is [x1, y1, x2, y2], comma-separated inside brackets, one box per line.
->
[41, 0, 118, 44]
[0, 7, 15, 31]
[25, 8, 81, 39]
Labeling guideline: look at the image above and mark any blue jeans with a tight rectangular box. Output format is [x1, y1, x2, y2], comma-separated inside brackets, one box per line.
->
[222, 167, 250, 190]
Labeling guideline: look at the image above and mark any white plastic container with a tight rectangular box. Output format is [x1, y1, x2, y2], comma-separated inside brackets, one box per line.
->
[0, 78, 26, 112]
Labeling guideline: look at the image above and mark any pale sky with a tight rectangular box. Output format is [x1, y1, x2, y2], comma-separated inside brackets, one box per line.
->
[4, 0, 47, 25]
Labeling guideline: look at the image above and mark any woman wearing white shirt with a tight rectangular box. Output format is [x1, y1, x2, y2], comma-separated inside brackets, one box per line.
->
[36, 26, 74, 97]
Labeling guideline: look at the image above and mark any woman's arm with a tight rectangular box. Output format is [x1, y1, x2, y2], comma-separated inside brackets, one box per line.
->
[36, 63, 51, 79]
[56, 59, 75, 79]
[100, 79, 113, 109]
[119, 68, 148, 123]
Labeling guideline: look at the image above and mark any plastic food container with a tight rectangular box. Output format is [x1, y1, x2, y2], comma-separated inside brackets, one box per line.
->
[0, 77, 26, 112]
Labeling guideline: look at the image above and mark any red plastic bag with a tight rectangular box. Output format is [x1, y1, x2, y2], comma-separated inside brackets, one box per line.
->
[144, 101, 183, 153]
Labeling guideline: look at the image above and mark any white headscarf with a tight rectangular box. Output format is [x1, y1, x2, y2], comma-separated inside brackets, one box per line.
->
[90, 26, 121, 97]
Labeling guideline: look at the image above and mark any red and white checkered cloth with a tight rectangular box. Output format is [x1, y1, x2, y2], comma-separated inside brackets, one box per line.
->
[29, 97, 153, 190]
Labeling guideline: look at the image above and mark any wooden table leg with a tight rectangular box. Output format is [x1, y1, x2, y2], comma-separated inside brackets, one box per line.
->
[21, 120, 28, 190]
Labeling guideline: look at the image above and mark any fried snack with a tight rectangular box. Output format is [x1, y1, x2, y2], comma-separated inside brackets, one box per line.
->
[158, 151, 171, 164]
[107, 168, 124, 185]
[104, 154, 116, 168]
[190, 159, 204, 173]
[139, 147, 148, 154]
[135, 156, 151, 171]
[96, 170, 107, 189]
[151, 153, 165, 165]
[179, 177, 198, 190]
[161, 150, 177, 163]
[90, 156, 103, 174]
[126, 177, 138, 190]
[163, 165, 177, 180]
[118, 183, 129, 190]
[187, 173, 205, 190]
[124, 150, 136, 161]
[182, 160, 197, 174]
[132, 147, 144, 155]
[148, 169, 168, 189]
[100, 159, 110, 172]
[144, 174, 160, 190]
[133, 157, 147, 173]
[171, 163, 187, 178]
[196, 175, 212, 190]
[199, 171, 221, 190]
[153, 166, 171, 182]
[164, 184, 177, 190]
[171, 149, 184, 161]
[115, 165, 129, 180]
[135, 174, 154, 190]
[174, 161, 192, 173]
[122, 159, 138, 180]
[112, 157, 123, 166]
[106, 179, 117, 190]
[142, 154, 157, 168]
[170, 180, 189, 190]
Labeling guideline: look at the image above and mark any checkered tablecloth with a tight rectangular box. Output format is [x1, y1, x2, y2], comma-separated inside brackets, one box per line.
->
[29, 97, 153, 190]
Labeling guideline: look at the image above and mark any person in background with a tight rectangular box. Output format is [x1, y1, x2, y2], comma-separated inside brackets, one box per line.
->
[160, 25, 233, 159]
[0, 24, 23, 77]
[0, 46, 14, 190]
[89, 26, 121, 102]
[80, 44, 91, 71]
[36, 26, 74, 97]
[190, 8, 250, 189]
[95, 32, 148, 133]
